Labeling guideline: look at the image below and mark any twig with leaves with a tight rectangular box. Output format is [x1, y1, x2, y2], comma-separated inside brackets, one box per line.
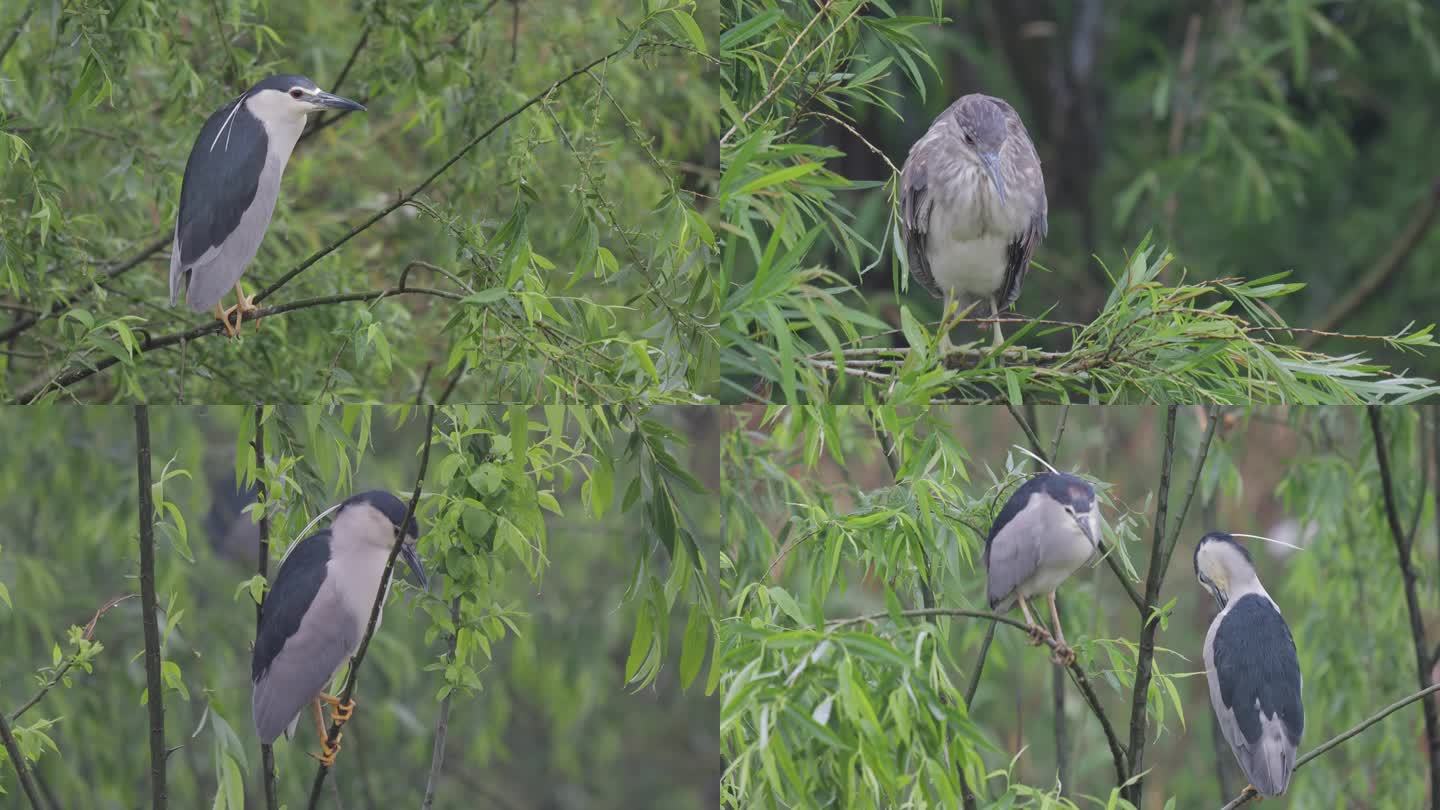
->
[0, 706, 44, 809]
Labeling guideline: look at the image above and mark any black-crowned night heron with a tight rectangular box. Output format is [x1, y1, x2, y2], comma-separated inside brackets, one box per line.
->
[984, 472, 1099, 665]
[252, 490, 426, 765]
[171, 74, 365, 337]
[1195, 532, 1304, 798]
[899, 94, 1047, 351]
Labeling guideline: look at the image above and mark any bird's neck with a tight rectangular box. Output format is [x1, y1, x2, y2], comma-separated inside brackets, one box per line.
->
[1221, 571, 1268, 605]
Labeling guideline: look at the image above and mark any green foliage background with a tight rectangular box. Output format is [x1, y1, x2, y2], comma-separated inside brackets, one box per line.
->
[0, 405, 719, 808]
[0, 0, 717, 404]
[721, 405, 1440, 808]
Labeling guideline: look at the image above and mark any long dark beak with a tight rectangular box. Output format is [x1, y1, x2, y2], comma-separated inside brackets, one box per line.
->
[400, 541, 428, 590]
[980, 151, 1007, 206]
[314, 91, 366, 112]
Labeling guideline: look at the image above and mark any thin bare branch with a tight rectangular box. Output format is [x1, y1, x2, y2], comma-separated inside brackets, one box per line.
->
[134, 406, 167, 810]
[1368, 406, 1440, 809]
[1124, 405, 1220, 802]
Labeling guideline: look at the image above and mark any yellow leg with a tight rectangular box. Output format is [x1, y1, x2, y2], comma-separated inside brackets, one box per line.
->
[308, 699, 343, 767]
[1018, 597, 1050, 646]
[936, 295, 981, 362]
[990, 296, 1004, 348]
[1048, 592, 1075, 666]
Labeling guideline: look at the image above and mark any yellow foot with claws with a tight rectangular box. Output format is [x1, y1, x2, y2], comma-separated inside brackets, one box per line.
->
[308, 732, 343, 767]
[1050, 643, 1076, 667]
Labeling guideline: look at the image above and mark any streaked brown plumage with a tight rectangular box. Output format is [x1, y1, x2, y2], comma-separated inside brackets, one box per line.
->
[899, 94, 1047, 348]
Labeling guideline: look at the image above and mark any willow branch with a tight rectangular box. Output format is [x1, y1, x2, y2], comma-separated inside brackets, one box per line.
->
[257, 45, 630, 305]
[1368, 406, 1440, 809]
[14, 285, 462, 403]
[134, 406, 167, 810]
[828, 607, 1129, 785]
[252, 409, 278, 810]
[1124, 405, 1219, 802]
[421, 596, 462, 809]
[1220, 683, 1440, 810]
[9, 593, 134, 723]
[307, 404, 438, 806]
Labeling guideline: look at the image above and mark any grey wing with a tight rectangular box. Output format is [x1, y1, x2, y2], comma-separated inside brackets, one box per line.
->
[1232, 716, 1298, 796]
[984, 508, 1043, 609]
[898, 138, 940, 299]
[997, 124, 1047, 311]
[252, 598, 357, 743]
[169, 96, 268, 311]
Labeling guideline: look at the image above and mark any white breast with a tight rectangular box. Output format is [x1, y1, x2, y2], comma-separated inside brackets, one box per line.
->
[923, 165, 1030, 299]
[327, 545, 395, 646]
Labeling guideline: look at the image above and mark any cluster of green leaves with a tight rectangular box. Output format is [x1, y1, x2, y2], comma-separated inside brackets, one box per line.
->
[718, 0, 1440, 404]
[0, 0, 716, 404]
[0, 405, 717, 807]
[720, 405, 1208, 808]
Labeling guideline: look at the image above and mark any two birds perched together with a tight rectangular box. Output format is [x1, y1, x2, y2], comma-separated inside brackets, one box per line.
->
[170, 75, 365, 337]
[984, 472, 1304, 797]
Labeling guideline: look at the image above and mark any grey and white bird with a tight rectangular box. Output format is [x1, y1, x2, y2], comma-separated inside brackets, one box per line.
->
[1195, 532, 1304, 798]
[984, 472, 1099, 664]
[899, 94, 1047, 350]
[252, 490, 426, 765]
[171, 74, 365, 337]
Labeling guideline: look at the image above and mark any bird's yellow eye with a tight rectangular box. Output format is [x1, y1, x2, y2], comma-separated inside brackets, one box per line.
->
[289, 89, 304, 99]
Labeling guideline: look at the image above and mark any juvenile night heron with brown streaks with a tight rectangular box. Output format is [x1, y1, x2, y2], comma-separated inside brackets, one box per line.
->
[984, 472, 1099, 666]
[170, 74, 365, 337]
[899, 93, 1047, 353]
[252, 491, 426, 766]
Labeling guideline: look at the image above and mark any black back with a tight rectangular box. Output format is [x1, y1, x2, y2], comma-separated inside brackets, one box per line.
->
[252, 529, 331, 682]
[175, 95, 268, 265]
[985, 473, 1093, 554]
[1213, 593, 1304, 746]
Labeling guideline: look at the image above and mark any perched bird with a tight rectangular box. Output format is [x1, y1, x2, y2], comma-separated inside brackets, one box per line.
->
[899, 94, 1047, 351]
[1194, 532, 1304, 797]
[984, 472, 1099, 664]
[170, 74, 366, 337]
[252, 491, 426, 765]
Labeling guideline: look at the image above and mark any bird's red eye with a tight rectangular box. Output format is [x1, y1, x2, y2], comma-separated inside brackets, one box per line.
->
[289, 89, 304, 99]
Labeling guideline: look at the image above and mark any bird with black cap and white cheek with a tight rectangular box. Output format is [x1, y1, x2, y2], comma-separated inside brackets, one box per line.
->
[1194, 531, 1305, 799]
[251, 490, 427, 766]
[170, 74, 366, 338]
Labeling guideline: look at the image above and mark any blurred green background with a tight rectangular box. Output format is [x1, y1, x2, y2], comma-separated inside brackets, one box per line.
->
[0, 406, 720, 808]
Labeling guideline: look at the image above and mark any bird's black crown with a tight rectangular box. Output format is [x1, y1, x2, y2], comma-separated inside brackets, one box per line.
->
[249, 74, 319, 94]
[1194, 531, 1253, 574]
[988, 472, 1095, 543]
[341, 490, 421, 540]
